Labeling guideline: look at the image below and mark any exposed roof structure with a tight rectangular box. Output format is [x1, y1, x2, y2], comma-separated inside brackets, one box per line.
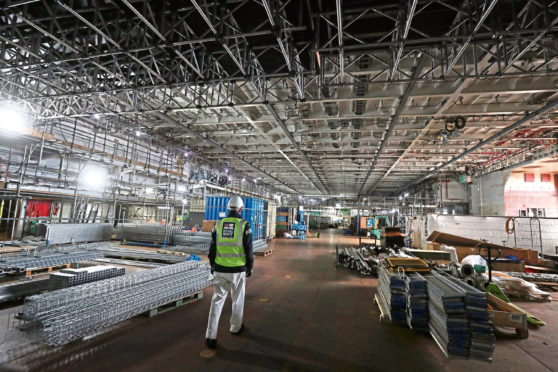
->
[1, 0, 558, 197]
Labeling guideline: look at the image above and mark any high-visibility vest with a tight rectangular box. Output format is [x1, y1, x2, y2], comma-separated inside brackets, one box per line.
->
[215, 217, 247, 267]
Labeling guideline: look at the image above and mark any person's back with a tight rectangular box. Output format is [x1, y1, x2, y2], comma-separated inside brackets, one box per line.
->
[205, 196, 253, 349]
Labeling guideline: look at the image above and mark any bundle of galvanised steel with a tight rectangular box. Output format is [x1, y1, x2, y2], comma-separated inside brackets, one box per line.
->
[93, 246, 189, 263]
[377, 262, 407, 324]
[423, 271, 494, 359]
[337, 247, 372, 275]
[253, 239, 268, 253]
[442, 273, 494, 360]
[423, 272, 470, 357]
[171, 231, 212, 246]
[35, 223, 114, 245]
[21, 261, 212, 346]
[405, 273, 429, 332]
[49, 266, 125, 290]
[0, 251, 103, 272]
[115, 224, 182, 244]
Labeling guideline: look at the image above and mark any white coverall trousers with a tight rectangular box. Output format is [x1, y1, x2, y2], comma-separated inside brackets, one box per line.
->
[206, 271, 246, 339]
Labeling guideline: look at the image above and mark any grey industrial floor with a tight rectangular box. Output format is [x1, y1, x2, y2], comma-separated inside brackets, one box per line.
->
[1, 229, 557, 371]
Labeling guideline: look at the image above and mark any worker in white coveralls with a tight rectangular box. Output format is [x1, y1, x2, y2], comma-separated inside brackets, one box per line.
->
[205, 195, 253, 349]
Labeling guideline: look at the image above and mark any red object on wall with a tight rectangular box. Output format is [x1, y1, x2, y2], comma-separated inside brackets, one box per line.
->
[541, 173, 551, 182]
[524, 173, 535, 182]
[26, 200, 52, 217]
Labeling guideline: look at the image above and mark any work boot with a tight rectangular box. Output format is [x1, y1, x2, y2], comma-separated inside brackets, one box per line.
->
[230, 324, 244, 335]
[205, 338, 217, 349]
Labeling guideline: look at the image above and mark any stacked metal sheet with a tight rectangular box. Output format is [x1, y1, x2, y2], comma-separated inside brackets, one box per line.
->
[377, 263, 407, 324]
[35, 223, 114, 245]
[0, 251, 103, 271]
[405, 273, 429, 332]
[49, 266, 125, 290]
[21, 261, 212, 346]
[443, 274, 495, 359]
[115, 224, 181, 244]
[424, 271, 494, 359]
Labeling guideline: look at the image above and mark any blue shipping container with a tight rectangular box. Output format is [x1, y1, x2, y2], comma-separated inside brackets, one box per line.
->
[205, 196, 265, 240]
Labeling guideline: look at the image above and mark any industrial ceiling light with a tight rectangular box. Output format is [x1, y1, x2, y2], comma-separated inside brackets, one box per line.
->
[145, 187, 154, 195]
[0, 107, 27, 134]
[182, 199, 188, 205]
[81, 166, 107, 190]
[242, 178, 246, 182]
[177, 184, 186, 192]
[135, 130, 142, 137]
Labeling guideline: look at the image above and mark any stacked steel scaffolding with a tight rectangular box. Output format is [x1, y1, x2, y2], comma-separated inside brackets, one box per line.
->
[21, 261, 212, 346]
[49, 266, 125, 290]
[0, 251, 103, 272]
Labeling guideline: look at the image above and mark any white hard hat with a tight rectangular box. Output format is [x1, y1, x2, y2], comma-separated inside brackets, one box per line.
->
[227, 195, 244, 210]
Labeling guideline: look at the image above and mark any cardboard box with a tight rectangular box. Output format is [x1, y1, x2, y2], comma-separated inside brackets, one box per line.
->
[492, 261, 525, 272]
[427, 242, 441, 250]
[202, 220, 217, 232]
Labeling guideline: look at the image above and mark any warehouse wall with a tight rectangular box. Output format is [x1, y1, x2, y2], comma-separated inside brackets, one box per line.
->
[504, 170, 558, 217]
[469, 170, 510, 216]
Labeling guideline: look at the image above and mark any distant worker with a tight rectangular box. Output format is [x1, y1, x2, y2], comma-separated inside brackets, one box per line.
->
[205, 195, 253, 349]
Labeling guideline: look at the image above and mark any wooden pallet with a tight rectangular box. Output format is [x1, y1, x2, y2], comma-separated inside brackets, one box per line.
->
[255, 249, 272, 257]
[25, 263, 71, 278]
[144, 291, 204, 317]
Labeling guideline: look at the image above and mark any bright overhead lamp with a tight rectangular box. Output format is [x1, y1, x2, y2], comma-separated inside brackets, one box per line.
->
[182, 199, 188, 205]
[81, 166, 107, 190]
[145, 187, 155, 195]
[135, 130, 142, 137]
[177, 184, 186, 192]
[242, 178, 246, 182]
[0, 107, 27, 134]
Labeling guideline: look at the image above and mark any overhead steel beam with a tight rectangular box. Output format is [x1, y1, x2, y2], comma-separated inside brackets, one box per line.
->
[152, 112, 300, 194]
[358, 57, 425, 196]
[397, 98, 558, 193]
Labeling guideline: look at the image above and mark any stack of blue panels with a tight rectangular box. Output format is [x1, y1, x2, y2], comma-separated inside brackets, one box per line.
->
[377, 264, 407, 325]
[406, 273, 429, 332]
[204, 196, 265, 240]
[424, 274, 470, 357]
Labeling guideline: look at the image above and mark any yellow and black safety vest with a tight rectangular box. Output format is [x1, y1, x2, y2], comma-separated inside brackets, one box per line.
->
[215, 217, 247, 267]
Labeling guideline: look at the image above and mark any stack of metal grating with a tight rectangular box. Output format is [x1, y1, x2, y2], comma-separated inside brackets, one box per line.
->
[49, 266, 125, 290]
[115, 224, 181, 244]
[405, 273, 429, 332]
[35, 223, 114, 245]
[423, 271, 494, 359]
[377, 263, 407, 324]
[168, 231, 212, 254]
[93, 247, 189, 263]
[0, 251, 103, 272]
[21, 261, 212, 346]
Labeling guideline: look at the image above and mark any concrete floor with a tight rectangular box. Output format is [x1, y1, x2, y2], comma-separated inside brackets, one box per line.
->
[2, 229, 557, 371]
